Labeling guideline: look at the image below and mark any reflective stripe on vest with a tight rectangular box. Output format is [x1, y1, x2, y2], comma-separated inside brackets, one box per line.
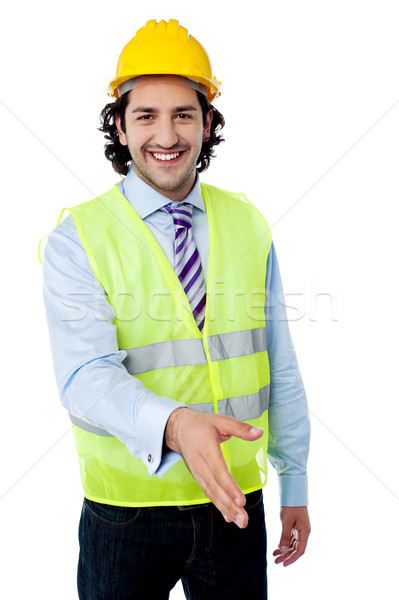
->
[69, 384, 269, 436]
[123, 327, 267, 375]
[208, 327, 267, 361]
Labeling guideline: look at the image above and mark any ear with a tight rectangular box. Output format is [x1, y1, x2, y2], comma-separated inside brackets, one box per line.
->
[203, 109, 213, 142]
[115, 114, 128, 146]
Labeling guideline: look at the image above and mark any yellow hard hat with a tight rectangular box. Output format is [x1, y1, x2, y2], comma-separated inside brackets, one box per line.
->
[108, 19, 221, 102]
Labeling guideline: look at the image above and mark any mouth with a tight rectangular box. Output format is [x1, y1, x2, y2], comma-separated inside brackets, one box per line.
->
[149, 151, 184, 163]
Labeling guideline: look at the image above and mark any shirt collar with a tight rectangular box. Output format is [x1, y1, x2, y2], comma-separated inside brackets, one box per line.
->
[118, 165, 205, 219]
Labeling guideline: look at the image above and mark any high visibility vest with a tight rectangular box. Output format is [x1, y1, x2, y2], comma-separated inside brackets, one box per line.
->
[59, 182, 272, 507]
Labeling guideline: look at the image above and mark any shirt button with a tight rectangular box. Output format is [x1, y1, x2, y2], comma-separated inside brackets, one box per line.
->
[147, 453, 154, 463]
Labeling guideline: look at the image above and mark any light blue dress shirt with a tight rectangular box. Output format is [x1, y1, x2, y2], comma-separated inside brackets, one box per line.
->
[43, 167, 310, 506]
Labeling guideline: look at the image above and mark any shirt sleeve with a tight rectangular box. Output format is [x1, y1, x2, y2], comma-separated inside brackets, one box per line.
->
[265, 242, 311, 506]
[42, 215, 183, 477]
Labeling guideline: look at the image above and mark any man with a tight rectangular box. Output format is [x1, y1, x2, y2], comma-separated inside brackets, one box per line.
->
[43, 18, 310, 599]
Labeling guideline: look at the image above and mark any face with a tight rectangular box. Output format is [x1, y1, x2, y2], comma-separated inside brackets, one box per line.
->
[116, 76, 212, 202]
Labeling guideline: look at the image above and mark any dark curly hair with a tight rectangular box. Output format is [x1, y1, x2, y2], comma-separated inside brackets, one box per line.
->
[99, 90, 225, 176]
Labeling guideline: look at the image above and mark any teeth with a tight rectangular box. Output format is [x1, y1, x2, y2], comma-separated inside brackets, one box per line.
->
[152, 152, 181, 161]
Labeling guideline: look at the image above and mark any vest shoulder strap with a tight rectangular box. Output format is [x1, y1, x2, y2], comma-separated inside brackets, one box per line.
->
[200, 182, 272, 255]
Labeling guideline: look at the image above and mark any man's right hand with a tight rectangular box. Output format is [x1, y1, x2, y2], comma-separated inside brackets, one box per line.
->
[164, 407, 264, 528]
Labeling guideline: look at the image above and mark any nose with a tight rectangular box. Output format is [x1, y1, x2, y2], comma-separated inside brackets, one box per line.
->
[153, 117, 179, 149]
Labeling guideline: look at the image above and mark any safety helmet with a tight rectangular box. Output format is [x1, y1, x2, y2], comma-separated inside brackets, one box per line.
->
[108, 19, 221, 102]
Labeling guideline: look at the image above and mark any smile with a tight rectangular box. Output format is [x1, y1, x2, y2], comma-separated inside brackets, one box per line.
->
[151, 152, 182, 162]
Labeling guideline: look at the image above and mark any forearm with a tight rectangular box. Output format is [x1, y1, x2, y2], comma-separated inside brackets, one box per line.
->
[43, 215, 182, 476]
[63, 356, 183, 475]
[267, 348, 310, 504]
[265, 243, 311, 506]
[265, 244, 311, 564]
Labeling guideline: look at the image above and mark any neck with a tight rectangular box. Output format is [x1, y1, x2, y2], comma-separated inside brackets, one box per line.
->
[132, 164, 196, 202]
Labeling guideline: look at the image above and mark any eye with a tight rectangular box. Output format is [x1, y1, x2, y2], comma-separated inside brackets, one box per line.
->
[137, 114, 154, 121]
[176, 113, 192, 120]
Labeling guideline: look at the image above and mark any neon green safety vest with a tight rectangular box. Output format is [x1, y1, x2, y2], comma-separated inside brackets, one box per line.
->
[57, 182, 272, 507]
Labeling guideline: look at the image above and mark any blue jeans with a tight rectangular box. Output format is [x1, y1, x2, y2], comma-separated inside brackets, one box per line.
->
[77, 489, 267, 599]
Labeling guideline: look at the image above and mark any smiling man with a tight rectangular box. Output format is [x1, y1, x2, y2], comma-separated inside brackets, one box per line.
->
[42, 19, 311, 600]
[116, 75, 213, 201]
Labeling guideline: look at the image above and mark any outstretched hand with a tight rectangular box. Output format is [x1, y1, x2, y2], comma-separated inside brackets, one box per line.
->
[273, 506, 311, 566]
[164, 407, 264, 529]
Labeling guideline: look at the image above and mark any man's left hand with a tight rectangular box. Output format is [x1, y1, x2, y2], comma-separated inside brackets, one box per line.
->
[273, 506, 311, 567]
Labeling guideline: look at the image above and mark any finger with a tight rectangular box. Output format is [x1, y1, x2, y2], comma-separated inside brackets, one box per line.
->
[195, 435, 245, 496]
[199, 467, 249, 528]
[280, 545, 305, 567]
[273, 533, 298, 559]
[278, 523, 293, 555]
[223, 514, 232, 523]
[274, 534, 307, 566]
[204, 468, 248, 527]
[169, 411, 257, 528]
[274, 550, 294, 565]
[281, 535, 307, 566]
[186, 442, 248, 527]
[209, 451, 246, 505]
[216, 416, 264, 443]
[206, 444, 250, 514]
[180, 444, 248, 528]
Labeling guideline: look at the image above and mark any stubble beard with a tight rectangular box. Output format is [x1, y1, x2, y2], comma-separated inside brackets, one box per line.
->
[133, 159, 197, 193]
[130, 143, 201, 194]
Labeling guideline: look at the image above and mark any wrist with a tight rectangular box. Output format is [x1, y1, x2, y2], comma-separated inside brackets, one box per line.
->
[164, 407, 187, 453]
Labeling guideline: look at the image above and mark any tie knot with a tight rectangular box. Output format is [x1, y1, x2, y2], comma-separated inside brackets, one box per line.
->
[163, 203, 193, 230]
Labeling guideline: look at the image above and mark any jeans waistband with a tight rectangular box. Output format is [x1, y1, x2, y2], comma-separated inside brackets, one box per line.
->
[176, 489, 262, 511]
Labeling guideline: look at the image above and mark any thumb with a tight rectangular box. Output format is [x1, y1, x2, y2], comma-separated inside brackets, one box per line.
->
[222, 417, 264, 441]
[279, 521, 293, 554]
[246, 425, 264, 440]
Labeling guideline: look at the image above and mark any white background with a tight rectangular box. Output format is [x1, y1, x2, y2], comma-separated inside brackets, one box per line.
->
[1, 0, 398, 598]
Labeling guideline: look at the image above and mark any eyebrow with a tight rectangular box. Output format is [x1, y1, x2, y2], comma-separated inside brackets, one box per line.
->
[131, 105, 199, 114]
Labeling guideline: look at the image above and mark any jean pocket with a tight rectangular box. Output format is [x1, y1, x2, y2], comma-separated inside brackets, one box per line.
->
[84, 498, 143, 527]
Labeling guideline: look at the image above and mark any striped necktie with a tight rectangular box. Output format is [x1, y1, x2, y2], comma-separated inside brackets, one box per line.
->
[163, 203, 206, 332]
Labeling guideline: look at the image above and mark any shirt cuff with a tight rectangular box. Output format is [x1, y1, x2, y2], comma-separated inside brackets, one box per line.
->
[278, 474, 309, 506]
[135, 396, 183, 477]
[154, 448, 183, 478]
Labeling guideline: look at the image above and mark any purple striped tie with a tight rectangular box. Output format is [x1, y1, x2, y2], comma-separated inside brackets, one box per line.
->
[163, 204, 206, 332]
